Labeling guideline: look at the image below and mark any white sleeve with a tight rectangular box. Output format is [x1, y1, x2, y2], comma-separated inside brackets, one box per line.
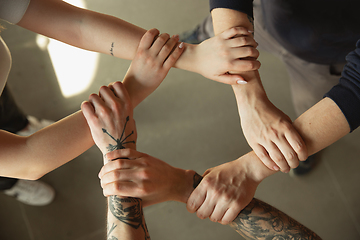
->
[0, 0, 30, 24]
[0, 37, 11, 95]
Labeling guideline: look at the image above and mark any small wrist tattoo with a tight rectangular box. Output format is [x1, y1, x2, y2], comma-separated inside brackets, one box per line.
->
[193, 173, 203, 189]
[110, 42, 114, 56]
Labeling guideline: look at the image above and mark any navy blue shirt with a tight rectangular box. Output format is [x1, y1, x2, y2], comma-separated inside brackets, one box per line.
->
[210, 0, 360, 131]
[325, 40, 360, 132]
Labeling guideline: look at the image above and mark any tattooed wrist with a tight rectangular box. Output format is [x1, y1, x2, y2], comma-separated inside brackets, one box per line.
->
[193, 172, 203, 189]
[110, 42, 114, 56]
[108, 196, 150, 240]
[247, 15, 254, 36]
[102, 116, 135, 153]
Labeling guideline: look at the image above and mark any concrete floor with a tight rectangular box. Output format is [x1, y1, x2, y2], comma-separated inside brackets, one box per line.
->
[1, 0, 360, 239]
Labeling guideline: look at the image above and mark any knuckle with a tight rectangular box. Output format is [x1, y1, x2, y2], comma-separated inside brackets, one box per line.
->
[121, 148, 131, 157]
[161, 44, 171, 53]
[247, 47, 257, 57]
[290, 160, 300, 169]
[256, 149, 268, 160]
[110, 171, 120, 180]
[112, 81, 123, 90]
[98, 106, 110, 116]
[281, 121, 293, 131]
[110, 100, 121, 110]
[219, 48, 231, 58]
[197, 212, 206, 219]
[166, 54, 177, 63]
[89, 93, 98, 99]
[227, 27, 238, 36]
[286, 151, 296, 160]
[272, 154, 284, 164]
[281, 167, 290, 173]
[201, 177, 213, 188]
[158, 34, 169, 42]
[112, 182, 121, 193]
[238, 36, 247, 45]
[268, 127, 280, 138]
[99, 85, 108, 92]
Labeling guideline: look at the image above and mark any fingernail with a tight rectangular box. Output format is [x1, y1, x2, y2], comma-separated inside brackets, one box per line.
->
[179, 42, 184, 48]
[273, 166, 280, 171]
[236, 79, 247, 84]
[248, 30, 254, 33]
[173, 34, 179, 39]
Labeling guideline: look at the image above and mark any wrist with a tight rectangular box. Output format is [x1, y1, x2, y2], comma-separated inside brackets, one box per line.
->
[171, 168, 197, 204]
[232, 73, 269, 115]
[239, 151, 276, 183]
[173, 43, 198, 73]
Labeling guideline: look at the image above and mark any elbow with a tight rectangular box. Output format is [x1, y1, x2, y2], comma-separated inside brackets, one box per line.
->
[21, 169, 47, 181]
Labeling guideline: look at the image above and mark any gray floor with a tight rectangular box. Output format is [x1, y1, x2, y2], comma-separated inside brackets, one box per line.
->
[1, 0, 360, 239]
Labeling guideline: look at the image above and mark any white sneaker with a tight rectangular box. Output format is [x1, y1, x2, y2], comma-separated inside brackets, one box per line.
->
[3, 179, 55, 206]
[16, 115, 54, 136]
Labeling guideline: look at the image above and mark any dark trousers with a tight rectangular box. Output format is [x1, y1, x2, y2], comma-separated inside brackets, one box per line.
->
[0, 85, 29, 190]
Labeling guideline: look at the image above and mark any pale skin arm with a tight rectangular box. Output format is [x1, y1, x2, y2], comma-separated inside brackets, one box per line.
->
[211, 8, 308, 172]
[17, 0, 259, 85]
[0, 111, 93, 180]
[0, 29, 181, 180]
[98, 149, 321, 239]
[187, 97, 349, 224]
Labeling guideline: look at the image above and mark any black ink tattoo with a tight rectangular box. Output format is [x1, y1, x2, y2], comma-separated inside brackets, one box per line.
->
[102, 116, 135, 152]
[193, 173, 203, 189]
[109, 196, 143, 228]
[247, 15, 254, 36]
[107, 223, 118, 240]
[109, 196, 150, 240]
[110, 42, 114, 56]
[230, 199, 321, 240]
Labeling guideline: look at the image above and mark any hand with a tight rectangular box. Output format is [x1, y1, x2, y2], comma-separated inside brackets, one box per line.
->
[123, 28, 185, 107]
[238, 95, 308, 172]
[99, 149, 196, 207]
[193, 27, 260, 85]
[187, 153, 261, 225]
[81, 82, 137, 155]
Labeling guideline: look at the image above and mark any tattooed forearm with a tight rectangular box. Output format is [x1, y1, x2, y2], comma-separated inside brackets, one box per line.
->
[230, 198, 322, 240]
[108, 196, 150, 240]
[103, 116, 135, 152]
[109, 196, 143, 228]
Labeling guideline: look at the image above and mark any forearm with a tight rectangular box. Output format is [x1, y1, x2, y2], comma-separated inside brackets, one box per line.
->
[174, 8, 255, 75]
[293, 97, 349, 155]
[211, 8, 268, 107]
[0, 111, 94, 180]
[107, 196, 150, 240]
[212, 8, 254, 35]
[180, 169, 319, 238]
[18, 0, 146, 60]
[230, 198, 321, 239]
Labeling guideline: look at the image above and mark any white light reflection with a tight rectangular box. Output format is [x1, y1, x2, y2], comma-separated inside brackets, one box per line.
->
[36, 0, 99, 98]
